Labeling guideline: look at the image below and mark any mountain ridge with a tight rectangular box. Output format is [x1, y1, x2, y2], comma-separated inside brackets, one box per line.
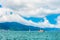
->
[0, 22, 60, 31]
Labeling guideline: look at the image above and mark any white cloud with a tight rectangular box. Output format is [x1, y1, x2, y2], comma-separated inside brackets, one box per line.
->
[0, 0, 60, 17]
[0, 7, 40, 26]
[0, 0, 60, 28]
[55, 16, 60, 28]
[0, 7, 33, 25]
[27, 17, 56, 28]
[0, 7, 60, 28]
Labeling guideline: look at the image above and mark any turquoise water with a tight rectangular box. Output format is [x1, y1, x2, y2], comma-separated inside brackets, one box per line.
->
[0, 30, 60, 40]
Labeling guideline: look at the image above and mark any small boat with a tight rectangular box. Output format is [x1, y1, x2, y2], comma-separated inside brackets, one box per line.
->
[39, 30, 45, 32]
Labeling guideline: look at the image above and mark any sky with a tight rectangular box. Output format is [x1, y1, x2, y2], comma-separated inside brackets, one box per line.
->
[0, 0, 60, 28]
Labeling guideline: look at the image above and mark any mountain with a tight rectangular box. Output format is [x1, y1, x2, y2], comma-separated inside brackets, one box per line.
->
[0, 22, 40, 31]
[0, 22, 60, 31]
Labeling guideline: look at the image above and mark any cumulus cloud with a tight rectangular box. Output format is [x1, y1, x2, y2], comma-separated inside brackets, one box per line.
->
[0, 7, 33, 25]
[27, 17, 56, 28]
[0, 7, 60, 28]
[0, 0, 60, 28]
[0, 0, 60, 17]
[55, 16, 60, 28]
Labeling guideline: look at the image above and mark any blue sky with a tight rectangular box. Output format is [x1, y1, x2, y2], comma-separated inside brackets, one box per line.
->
[0, 5, 2, 8]
[22, 16, 44, 23]
[23, 14, 60, 25]
[46, 14, 60, 24]
[0, 0, 60, 28]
